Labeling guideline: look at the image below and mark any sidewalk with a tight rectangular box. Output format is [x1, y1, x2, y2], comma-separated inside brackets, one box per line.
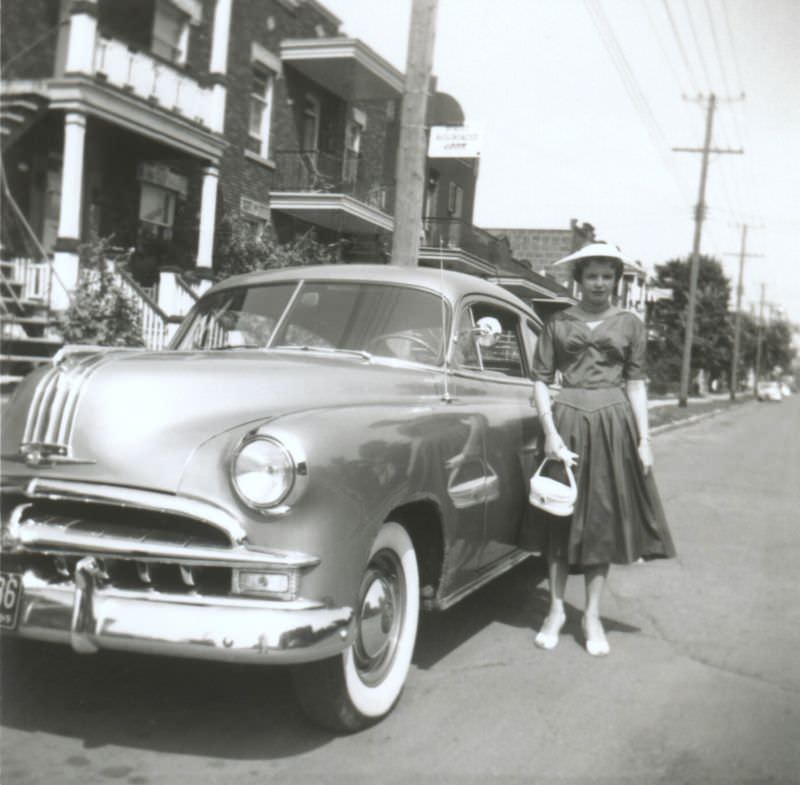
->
[648, 392, 756, 433]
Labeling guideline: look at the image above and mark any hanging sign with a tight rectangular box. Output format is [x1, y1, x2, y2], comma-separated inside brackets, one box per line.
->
[428, 125, 482, 158]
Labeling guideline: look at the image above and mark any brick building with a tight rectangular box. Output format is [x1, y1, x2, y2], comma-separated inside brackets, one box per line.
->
[1, 0, 569, 357]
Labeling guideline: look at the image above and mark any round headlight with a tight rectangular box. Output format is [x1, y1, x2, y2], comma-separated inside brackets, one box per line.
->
[232, 437, 295, 509]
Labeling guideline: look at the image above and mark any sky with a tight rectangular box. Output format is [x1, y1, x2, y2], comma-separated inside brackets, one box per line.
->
[321, 0, 800, 327]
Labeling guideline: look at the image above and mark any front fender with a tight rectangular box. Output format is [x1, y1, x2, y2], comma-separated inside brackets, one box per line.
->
[177, 401, 478, 609]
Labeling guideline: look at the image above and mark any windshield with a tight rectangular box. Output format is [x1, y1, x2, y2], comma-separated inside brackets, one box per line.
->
[174, 280, 448, 365]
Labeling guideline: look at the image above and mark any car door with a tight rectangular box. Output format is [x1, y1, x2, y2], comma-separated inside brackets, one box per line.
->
[450, 298, 541, 569]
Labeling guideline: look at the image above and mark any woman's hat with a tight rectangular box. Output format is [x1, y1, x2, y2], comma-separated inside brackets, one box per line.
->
[552, 242, 640, 274]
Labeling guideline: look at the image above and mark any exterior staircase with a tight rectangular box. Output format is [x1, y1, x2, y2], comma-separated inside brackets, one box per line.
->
[0, 92, 49, 150]
[1, 258, 63, 392]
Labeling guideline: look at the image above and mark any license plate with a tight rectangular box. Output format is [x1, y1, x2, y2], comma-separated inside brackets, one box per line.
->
[0, 572, 23, 630]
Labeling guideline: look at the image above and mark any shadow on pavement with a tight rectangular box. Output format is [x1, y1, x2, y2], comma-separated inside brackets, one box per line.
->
[0, 557, 640, 758]
[413, 556, 640, 670]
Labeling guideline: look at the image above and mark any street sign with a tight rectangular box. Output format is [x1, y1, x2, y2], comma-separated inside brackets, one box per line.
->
[428, 125, 482, 158]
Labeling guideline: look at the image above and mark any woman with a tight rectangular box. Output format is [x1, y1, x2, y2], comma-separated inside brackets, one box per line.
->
[529, 242, 675, 656]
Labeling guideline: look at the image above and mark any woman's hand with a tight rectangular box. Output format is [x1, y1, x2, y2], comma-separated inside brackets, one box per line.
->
[638, 440, 653, 475]
[544, 432, 578, 467]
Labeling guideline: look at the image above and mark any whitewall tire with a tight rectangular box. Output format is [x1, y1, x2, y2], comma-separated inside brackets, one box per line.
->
[292, 522, 420, 732]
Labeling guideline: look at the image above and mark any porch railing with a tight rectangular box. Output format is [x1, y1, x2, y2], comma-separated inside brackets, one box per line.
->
[11, 257, 51, 302]
[421, 218, 503, 262]
[111, 263, 170, 350]
[272, 150, 394, 214]
[93, 36, 215, 130]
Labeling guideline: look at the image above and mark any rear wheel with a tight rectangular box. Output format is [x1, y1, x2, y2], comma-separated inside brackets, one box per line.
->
[292, 522, 420, 732]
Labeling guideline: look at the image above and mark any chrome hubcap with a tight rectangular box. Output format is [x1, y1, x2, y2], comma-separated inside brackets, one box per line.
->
[354, 550, 404, 685]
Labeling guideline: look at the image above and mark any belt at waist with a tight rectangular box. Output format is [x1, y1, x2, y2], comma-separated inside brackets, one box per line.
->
[553, 386, 627, 411]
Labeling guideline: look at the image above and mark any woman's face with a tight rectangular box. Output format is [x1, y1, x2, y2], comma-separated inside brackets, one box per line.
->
[578, 260, 617, 308]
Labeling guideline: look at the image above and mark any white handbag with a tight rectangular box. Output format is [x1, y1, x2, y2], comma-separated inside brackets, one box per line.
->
[529, 458, 577, 516]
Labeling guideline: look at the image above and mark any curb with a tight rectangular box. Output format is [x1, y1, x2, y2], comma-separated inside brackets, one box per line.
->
[651, 399, 755, 436]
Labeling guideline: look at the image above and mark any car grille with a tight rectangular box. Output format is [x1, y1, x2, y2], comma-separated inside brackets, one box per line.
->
[3, 497, 236, 597]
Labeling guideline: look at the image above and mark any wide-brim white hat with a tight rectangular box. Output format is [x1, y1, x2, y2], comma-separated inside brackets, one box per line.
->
[552, 242, 640, 274]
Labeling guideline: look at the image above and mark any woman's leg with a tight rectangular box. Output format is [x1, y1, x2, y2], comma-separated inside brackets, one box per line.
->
[535, 520, 570, 649]
[583, 563, 610, 655]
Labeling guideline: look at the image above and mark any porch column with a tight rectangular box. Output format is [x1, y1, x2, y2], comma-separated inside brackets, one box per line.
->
[209, 0, 232, 133]
[53, 111, 87, 309]
[196, 164, 219, 269]
[64, 0, 98, 76]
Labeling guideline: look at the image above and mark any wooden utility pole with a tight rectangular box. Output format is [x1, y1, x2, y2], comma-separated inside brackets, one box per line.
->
[754, 283, 766, 398]
[390, 0, 438, 266]
[673, 93, 743, 407]
[725, 225, 763, 400]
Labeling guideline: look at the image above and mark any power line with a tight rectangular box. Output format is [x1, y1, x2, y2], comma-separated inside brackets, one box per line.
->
[682, 0, 714, 90]
[585, 0, 691, 202]
[661, 0, 702, 96]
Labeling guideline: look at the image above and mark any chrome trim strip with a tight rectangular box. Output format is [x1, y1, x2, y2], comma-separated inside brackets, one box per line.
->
[14, 571, 354, 665]
[25, 478, 248, 544]
[7, 516, 320, 569]
[426, 549, 532, 611]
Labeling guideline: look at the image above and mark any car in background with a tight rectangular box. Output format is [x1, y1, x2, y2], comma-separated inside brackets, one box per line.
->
[757, 381, 783, 402]
[0, 264, 544, 732]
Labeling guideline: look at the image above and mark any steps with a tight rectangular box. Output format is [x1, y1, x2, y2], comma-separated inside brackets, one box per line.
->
[1, 259, 62, 390]
[0, 93, 49, 150]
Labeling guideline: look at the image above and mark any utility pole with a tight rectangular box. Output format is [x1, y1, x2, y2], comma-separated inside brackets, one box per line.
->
[724, 225, 763, 400]
[754, 283, 766, 398]
[390, 0, 438, 266]
[673, 93, 743, 407]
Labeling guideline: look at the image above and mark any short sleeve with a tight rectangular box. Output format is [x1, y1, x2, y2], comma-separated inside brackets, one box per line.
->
[623, 314, 647, 381]
[530, 318, 557, 384]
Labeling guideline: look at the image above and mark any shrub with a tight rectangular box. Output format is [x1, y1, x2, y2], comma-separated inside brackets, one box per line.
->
[58, 236, 143, 347]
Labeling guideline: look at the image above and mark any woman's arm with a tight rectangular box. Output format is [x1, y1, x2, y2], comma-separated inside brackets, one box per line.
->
[626, 378, 653, 474]
[533, 380, 578, 466]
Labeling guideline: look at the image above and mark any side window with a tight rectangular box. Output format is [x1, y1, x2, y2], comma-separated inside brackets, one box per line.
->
[453, 302, 526, 378]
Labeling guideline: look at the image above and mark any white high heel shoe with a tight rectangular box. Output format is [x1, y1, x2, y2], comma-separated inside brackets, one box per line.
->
[535, 611, 567, 650]
[582, 616, 610, 657]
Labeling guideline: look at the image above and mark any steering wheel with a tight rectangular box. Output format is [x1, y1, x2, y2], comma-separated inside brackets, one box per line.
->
[366, 332, 439, 360]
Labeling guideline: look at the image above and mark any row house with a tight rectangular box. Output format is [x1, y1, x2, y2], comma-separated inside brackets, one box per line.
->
[1, 0, 402, 351]
[1, 0, 565, 372]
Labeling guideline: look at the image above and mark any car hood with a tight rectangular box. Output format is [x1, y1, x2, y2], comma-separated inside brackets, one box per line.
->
[2, 349, 436, 493]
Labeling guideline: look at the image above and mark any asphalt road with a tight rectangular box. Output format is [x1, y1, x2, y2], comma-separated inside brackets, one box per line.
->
[2, 395, 799, 785]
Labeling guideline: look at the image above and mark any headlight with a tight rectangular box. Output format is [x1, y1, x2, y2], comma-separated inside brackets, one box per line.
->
[231, 436, 295, 509]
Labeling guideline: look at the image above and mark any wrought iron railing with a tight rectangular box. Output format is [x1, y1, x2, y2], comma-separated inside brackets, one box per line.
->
[272, 150, 394, 214]
[421, 218, 506, 264]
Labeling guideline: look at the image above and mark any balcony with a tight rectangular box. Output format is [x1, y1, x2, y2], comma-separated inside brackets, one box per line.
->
[280, 38, 403, 101]
[418, 218, 504, 274]
[270, 150, 394, 235]
[93, 37, 216, 130]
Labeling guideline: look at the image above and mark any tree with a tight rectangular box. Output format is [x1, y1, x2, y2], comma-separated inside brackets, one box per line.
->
[58, 236, 143, 347]
[647, 255, 732, 393]
[213, 214, 341, 279]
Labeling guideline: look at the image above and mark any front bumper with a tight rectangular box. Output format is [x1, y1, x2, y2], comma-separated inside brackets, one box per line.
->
[12, 562, 354, 664]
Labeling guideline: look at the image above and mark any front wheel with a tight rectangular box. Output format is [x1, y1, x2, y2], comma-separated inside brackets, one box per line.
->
[292, 522, 420, 732]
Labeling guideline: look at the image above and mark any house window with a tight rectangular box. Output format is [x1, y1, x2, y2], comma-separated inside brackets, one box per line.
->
[249, 67, 275, 159]
[152, 0, 189, 64]
[139, 182, 176, 240]
[342, 116, 364, 183]
[447, 182, 463, 218]
[302, 94, 321, 152]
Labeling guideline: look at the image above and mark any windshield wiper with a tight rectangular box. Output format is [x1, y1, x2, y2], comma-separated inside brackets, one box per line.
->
[206, 343, 263, 350]
[273, 345, 372, 361]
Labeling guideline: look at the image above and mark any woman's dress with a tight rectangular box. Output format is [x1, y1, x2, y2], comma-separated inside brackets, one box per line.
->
[527, 306, 676, 567]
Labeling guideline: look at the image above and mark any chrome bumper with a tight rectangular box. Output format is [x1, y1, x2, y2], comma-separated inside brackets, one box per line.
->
[11, 563, 355, 664]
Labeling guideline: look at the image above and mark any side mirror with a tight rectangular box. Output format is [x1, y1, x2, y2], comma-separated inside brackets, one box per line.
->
[475, 316, 502, 347]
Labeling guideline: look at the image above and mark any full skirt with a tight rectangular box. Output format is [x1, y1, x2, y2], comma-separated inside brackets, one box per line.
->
[521, 387, 676, 567]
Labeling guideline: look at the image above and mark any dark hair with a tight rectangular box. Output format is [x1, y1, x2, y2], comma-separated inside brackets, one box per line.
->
[573, 256, 624, 285]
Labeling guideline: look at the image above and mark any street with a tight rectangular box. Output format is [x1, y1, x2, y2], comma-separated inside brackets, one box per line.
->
[2, 395, 799, 785]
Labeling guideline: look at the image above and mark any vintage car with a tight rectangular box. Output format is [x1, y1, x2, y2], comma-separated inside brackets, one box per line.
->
[0, 264, 544, 731]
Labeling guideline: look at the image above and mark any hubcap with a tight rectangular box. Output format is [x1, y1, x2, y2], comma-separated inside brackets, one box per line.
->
[354, 550, 405, 686]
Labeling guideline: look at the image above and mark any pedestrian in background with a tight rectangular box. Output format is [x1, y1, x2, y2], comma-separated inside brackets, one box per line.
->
[527, 242, 676, 656]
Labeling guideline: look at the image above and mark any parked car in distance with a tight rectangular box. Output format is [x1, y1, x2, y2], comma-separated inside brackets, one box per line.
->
[757, 381, 783, 402]
[0, 264, 544, 732]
